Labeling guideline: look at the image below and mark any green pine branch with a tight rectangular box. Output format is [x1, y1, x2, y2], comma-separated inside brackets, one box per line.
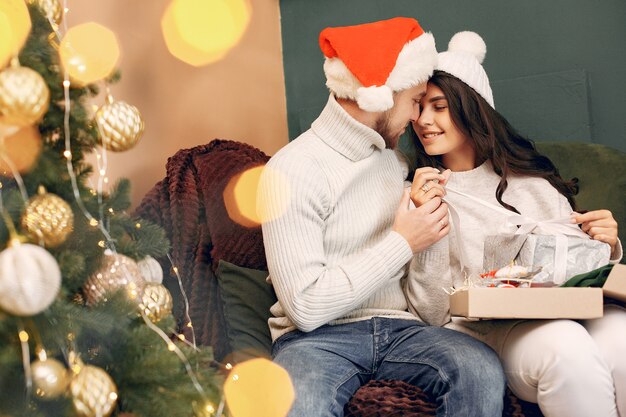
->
[0, 4, 223, 417]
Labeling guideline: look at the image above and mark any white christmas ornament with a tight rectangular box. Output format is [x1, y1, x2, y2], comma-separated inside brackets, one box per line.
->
[137, 256, 163, 284]
[0, 243, 61, 316]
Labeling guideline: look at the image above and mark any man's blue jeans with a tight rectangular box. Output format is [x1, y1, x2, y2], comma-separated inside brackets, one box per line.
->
[272, 317, 505, 417]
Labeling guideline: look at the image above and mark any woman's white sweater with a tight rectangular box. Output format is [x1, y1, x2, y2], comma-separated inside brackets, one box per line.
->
[405, 161, 622, 354]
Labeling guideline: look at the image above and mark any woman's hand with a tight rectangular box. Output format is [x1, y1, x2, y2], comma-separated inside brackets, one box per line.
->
[572, 210, 619, 257]
[410, 167, 451, 207]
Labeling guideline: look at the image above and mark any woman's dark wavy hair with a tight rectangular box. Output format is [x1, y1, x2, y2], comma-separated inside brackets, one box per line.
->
[410, 70, 578, 213]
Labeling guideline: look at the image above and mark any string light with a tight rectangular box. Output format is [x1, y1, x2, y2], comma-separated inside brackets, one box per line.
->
[167, 254, 196, 348]
[45, 7, 118, 254]
[18, 330, 29, 342]
[140, 312, 211, 406]
[70, 361, 82, 374]
[17, 321, 32, 393]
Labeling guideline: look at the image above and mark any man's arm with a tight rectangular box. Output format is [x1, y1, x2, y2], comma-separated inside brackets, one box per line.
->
[259, 156, 414, 332]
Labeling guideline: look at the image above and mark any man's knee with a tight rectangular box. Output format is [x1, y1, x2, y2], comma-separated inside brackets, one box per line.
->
[454, 334, 505, 391]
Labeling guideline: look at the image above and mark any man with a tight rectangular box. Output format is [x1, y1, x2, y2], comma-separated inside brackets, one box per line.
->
[259, 17, 505, 416]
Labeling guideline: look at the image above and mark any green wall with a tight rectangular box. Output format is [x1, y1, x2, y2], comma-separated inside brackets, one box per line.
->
[279, 0, 626, 152]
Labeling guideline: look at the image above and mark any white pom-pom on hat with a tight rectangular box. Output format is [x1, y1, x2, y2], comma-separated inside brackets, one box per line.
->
[448, 31, 487, 64]
[356, 85, 394, 112]
[437, 30, 494, 108]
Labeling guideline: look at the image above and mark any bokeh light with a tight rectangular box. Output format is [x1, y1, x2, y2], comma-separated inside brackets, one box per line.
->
[224, 358, 294, 417]
[0, 13, 14, 69]
[224, 166, 265, 228]
[59, 22, 120, 86]
[224, 165, 290, 227]
[161, 0, 251, 66]
[0, 0, 32, 68]
[0, 124, 42, 175]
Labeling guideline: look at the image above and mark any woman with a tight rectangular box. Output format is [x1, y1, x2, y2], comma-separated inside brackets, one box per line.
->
[405, 31, 625, 417]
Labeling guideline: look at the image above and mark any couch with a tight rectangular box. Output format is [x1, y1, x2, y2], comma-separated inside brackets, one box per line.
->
[135, 139, 625, 417]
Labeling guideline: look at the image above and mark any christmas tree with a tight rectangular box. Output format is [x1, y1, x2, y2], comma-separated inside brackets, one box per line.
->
[0, 2, 223, 416]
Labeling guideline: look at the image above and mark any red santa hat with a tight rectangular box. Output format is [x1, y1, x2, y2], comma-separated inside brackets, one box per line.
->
[319, 17, 437, 112]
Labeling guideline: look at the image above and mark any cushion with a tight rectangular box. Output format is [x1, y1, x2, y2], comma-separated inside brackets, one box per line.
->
[536, 142, 626, 254]
[216, 260, 276, 363]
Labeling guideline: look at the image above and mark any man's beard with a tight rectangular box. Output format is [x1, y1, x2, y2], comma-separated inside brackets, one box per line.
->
[374, 112, 402, 149]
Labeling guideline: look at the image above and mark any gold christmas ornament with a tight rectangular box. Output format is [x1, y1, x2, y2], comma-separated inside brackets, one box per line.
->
[29, 0, 63, 26]
[0, 64, 50, 127]
[95, 95, 144, 152]
[138, 283, 173, 323]
[83, 250, 146, 305]
[21, 186, 74, 247]
[0, 124, 43, 175]
[70, 363, 118, 417]
[32, 357, 70, 399]
[137, 256, 163, 284]
[0, 242, 61, 316]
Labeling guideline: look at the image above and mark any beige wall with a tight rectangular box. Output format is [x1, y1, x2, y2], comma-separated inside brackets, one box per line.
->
[69, 0, 288, 206]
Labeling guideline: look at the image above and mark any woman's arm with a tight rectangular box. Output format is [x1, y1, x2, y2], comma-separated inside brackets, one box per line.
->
[403, 237, 453, 326]
[403, 167, 454, 326]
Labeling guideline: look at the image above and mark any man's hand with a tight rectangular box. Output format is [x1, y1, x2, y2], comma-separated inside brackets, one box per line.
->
[572, 209, 619, 257]
[393, 189, 449, 253]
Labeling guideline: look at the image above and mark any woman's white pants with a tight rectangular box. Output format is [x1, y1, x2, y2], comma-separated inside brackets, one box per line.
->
[500, 305, 626, 417]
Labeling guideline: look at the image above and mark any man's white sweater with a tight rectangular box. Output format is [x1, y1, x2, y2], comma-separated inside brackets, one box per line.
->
[259, 95, 416, 341]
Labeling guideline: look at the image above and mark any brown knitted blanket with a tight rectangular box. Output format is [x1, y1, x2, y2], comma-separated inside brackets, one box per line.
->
[134, 139, 269, 359]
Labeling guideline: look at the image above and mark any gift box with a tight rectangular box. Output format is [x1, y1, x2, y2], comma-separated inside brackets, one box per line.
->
[483, 234, 611, 285]
[603, 264, 626, 302]
[449, 287, 603, 319]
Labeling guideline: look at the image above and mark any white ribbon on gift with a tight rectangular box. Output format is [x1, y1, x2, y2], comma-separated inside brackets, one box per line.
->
[443, 186, 588, 284]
